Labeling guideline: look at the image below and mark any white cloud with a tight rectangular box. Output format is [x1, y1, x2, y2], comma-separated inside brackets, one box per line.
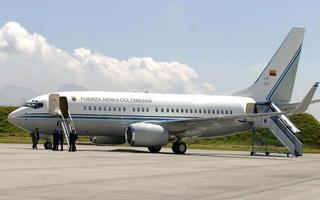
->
[0, 21, 215, 94]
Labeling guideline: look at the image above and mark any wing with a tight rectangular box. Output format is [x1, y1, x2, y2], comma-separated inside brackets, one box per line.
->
[158, 112, 284, 134]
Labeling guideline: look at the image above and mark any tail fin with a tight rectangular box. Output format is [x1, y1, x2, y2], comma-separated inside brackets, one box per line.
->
[234, 27, 305, 103]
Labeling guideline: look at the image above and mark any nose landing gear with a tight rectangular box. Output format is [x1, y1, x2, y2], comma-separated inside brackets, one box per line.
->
[44, 141, 52, 150]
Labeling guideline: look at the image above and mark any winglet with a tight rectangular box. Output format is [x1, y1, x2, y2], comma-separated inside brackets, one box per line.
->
[294, 82, 319, 113]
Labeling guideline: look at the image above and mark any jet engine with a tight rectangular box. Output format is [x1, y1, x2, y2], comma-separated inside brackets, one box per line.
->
[125, 123, 169, 147]
[89, 136, 126, 145]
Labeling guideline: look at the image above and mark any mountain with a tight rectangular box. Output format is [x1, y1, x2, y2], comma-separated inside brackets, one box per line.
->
[58, 84, 88, 91]
[0, 85, 38, 106]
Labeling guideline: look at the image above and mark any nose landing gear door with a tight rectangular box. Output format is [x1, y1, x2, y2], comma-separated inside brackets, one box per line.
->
[49, 94, 60, 115]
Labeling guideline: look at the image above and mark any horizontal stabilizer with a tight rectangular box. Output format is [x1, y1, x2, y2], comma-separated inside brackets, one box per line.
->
[293, 82, 319, 113]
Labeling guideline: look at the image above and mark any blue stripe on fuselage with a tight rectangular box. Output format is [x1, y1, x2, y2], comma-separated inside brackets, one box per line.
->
[266, 45, 302, 101]
[19, 113, 194, 122]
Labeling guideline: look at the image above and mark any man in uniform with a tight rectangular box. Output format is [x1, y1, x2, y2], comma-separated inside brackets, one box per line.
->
[32, 128, 40, 149]
[52, 129, 59, 151]
[58, 129, 64, 151]
[69, 130, 78, 152]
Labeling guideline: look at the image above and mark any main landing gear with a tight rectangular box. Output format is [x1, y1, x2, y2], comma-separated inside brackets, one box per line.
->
[44, 141, 52, 150]
[148, 146, 162, 153]
[172, 141, 187, 154]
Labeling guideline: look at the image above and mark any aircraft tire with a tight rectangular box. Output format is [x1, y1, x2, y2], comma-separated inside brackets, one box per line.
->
[44, 141, 52, 150]
[172, 142, 187, 154]
[148, 146, 162, 153]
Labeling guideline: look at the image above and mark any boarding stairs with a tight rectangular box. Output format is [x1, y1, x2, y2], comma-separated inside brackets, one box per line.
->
[254, 102, 303, 157]
[57, 110, 77, 149]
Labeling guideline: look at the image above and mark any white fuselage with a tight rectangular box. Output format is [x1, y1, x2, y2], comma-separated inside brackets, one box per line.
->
[8, 91, 256, 138]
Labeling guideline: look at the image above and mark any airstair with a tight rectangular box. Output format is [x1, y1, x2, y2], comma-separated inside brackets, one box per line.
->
[58, 110, 76, 149]
[254, 102, 303, 157]
[49, 94, 77, 150]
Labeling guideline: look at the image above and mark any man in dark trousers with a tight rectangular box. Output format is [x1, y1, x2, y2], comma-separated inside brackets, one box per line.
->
[58, 129, 64, 151]
[32, 128, 40, 149]
[52, 129, 59, 151]
[69, 130, 78, 152]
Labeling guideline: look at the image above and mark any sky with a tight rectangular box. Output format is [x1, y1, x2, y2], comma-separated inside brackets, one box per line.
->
[0, 0, 319, 118]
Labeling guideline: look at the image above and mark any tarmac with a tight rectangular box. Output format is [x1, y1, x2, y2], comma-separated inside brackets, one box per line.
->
[0, 143, 320, 200]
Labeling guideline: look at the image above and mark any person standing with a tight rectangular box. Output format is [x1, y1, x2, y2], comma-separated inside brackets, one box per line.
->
[52, 129, 59, 151]
[32, 128, 40, 149]
[69, 130, 78, 152]
[58, 129, 64, 151]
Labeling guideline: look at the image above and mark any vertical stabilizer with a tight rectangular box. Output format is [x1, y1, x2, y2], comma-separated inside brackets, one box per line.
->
[234, 27, 305, 103]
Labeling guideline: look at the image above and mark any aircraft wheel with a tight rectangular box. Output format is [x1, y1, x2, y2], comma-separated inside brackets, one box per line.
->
[148, 146, 162, 153]
[44, 141, 52, 150]
[172, 142, 187, 154]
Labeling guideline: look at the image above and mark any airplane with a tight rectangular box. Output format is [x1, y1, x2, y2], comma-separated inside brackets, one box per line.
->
[7, 27, 319, 156]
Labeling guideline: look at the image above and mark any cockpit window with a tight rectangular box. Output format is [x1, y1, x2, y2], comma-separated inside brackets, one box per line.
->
[24, 101, 44, 109]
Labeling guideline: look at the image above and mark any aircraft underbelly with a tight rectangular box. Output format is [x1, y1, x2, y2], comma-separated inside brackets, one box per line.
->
[27, 118, 137, 136]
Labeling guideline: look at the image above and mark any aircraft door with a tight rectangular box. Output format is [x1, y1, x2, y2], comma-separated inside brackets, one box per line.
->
[49, 94, 60, 115]
[246, 103, 255, 114]
[59, 97, 69, 118]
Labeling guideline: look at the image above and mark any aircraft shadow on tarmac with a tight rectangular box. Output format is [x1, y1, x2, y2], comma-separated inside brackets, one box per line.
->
[99, 148, 295, 160]
[18, 144, 294, 160]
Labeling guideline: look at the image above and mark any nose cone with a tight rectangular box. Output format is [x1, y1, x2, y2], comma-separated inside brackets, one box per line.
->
[8, 108, 19, 124]
[8, 108, 24, 126]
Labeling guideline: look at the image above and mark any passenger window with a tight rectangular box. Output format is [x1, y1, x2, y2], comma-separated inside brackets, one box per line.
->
[226, 110, 228, 114]
[167, 108, 170, 112]
[161, 108, 164, 112]
[176, 109, 179, 113]
[230, 110, 233, 114]
[137, 107, 140, 112]
[89, 106, 92, 111]
[113, 107, 116, 111]
[155, 108, 158, 112]
[146, 108, 149, 112]
[84, 106, 87, 110]
[221, 110, 224, 114]
[199, 109, 202, 114]
[194, 109, 197, 113]
[181, 109, 183, 113]
[212, 110, 215, 114]
[103, 106, 106, 111]
[133, 107, 135, 112]
[142, 107, 145, 112]
[217, 110, 219, 114]
[118, 107, 121, 111]
[93, 106, 97, 111]
[203, 109, 206, 114]
[190, 109, 193, 113]
[171, 108, 174, 113]
[98, 106, 102, 111]
[185, 109, 188, 113]
[208, 110, 211, 114]
[123, 107, 126, 111]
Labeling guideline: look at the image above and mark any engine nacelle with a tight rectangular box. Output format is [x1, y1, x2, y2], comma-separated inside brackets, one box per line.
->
[125, 123, 169, 147]
[89, 136, 125, 145]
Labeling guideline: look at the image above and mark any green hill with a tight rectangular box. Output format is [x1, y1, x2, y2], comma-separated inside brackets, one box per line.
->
[0, 106, 319, 152]
[0, 106, 25, 133]
[0, 106, 30, 143]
